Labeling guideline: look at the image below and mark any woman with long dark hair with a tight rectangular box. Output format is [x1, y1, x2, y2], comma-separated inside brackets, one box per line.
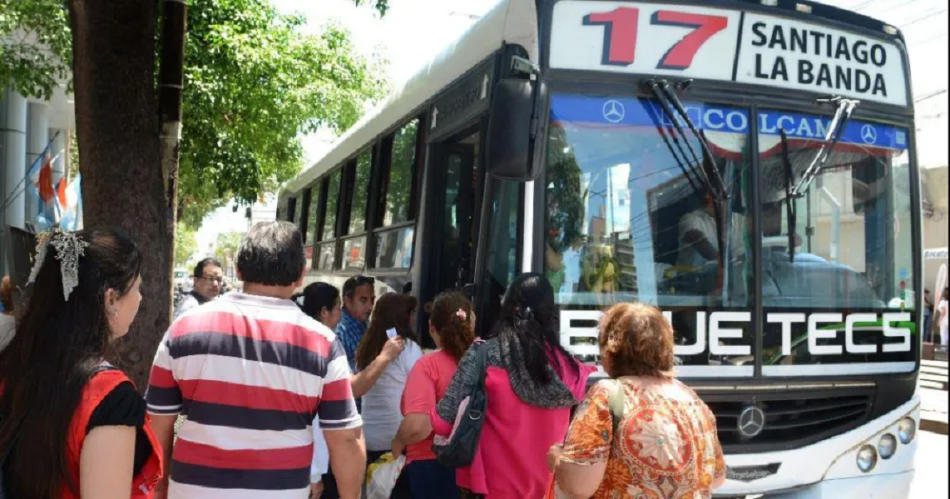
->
[356, 293, 422, 499]
[432, 273, 595, 499]
[0, 228, 162, 498]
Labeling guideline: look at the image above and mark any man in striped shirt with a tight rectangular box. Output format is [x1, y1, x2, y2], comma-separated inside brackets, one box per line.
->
[146, 222, 366, 499]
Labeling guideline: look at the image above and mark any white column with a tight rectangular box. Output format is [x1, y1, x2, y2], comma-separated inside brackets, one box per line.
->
[1, 87, 28, 230]
[26, 103, 50, 225]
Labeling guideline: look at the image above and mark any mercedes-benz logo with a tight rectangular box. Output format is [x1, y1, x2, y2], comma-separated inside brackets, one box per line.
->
[861, 124, 878, 144]
[738, 406, 767, 439]
[603, 100, 626, 123]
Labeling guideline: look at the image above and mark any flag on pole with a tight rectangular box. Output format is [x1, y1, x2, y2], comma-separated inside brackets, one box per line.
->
[27, 137, 65, 231]
[60, 174, 84, 231]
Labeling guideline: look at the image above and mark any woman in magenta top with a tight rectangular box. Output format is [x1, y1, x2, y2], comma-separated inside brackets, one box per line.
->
[392, 291, 476, 499]
[432, 274, 595, 499]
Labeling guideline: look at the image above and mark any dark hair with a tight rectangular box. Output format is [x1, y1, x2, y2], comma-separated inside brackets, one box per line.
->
[0, 276, 12, 312]
[0, 228, 141, 498]
[236, 221, 305, 286]
[485, 273, 577, 385]
[356, 293, 417, 370]
[430, 291, 476, 361]
[194, 257, 222, 278]
[599, 303, 674, 378]
[343, 275, 375, 299]
[296, 282, 340, 320]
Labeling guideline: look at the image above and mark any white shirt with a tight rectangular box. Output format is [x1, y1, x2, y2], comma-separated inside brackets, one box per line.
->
[360, 340, 424, 451]
[0, 314, 15, 353]
[311, 420, 329, 483]
[940, 299, 949, 329]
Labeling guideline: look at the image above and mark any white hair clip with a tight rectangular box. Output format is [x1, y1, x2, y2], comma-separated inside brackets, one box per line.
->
[27, 229, 90, 301]
[455, 308, 468, 321]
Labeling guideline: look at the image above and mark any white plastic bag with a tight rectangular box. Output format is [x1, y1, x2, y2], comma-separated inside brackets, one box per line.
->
[364, 453, 406, 499]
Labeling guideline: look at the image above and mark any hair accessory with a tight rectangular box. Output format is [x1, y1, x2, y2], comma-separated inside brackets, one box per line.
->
[27, 229, 90, 301]
[455, 308, 468, 321]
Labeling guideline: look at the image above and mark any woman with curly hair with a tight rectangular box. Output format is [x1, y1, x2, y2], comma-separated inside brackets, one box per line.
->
[548, 302, 726, 498]
[391, 291, 477, 499]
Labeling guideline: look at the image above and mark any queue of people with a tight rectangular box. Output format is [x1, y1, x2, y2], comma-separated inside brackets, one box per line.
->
[0, 221, 727, 499]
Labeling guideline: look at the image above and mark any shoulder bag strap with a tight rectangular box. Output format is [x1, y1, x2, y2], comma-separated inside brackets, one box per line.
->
[475, 341, 490, 389]
[607, 379, 625, 438]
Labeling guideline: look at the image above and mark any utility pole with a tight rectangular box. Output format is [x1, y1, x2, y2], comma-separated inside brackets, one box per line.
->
[158, 0, 187, 319]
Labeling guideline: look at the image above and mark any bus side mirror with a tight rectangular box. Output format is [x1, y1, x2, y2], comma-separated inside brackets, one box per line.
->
[486, 79, 544, 181]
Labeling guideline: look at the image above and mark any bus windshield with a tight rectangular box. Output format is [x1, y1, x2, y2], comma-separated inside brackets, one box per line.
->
[544, 93, 753, 308]
[543, 94, 914, 314]
[758, 110, 914, 311]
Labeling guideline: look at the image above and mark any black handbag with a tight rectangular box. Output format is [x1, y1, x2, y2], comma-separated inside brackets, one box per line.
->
[434, 342, 489, 468]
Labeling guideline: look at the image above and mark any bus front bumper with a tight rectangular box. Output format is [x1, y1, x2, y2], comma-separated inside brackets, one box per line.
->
[715, 395, 920, 499]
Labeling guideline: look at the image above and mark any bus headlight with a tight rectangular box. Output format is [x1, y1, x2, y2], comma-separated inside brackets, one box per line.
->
[878, 434, 898, 460]
[898, 417, 917, 444]
[857, 445, 878, 473]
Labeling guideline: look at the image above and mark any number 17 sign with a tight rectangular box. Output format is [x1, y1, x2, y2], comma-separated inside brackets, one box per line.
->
[550, 1, 743, 81]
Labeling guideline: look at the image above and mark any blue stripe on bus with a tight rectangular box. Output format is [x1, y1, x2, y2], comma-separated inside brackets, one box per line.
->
[549, 94, 909, 151]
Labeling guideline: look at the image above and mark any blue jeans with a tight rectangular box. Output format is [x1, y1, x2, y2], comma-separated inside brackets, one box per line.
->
[406, 460, 459, 499]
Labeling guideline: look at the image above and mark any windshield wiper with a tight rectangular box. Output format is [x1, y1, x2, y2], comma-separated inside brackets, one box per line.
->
[645, 80, 714, 198]
[645, 79, 730, 274]
[780, 129, 797, 263]
[657, 80, 729, 202]
[644, 90, 705, 199]
[791, 96, 859, 198]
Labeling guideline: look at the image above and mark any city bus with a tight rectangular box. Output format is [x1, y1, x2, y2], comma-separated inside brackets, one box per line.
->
[278, 0, 922, 496]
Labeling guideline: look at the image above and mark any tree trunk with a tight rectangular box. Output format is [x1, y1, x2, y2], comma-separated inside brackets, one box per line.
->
[68, 0, 169, 390]
[159, 0, 187, 330]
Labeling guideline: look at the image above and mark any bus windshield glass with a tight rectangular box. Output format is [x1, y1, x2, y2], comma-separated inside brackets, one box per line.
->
[544, 93, 753, 308]
[758, 110, 914, 310]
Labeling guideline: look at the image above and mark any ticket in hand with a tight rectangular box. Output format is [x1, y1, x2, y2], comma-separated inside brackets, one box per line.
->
[386, 328, 398, 339]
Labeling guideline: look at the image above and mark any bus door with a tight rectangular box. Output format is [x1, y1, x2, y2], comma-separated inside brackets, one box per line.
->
[433, 129, 483, 292]
[418, 128, 485, 340]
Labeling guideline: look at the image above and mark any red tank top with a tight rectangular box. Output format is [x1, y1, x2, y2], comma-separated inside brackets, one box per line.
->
[61, 368, 164, 498]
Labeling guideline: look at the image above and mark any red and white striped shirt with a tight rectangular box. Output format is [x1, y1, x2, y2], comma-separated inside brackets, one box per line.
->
[146, 292, 359, 498]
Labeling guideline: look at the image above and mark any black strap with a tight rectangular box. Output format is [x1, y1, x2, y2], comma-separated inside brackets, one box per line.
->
[474, 341, 489, 388]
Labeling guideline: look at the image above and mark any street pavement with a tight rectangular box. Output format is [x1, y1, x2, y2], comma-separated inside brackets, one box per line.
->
[908, 431, 948, 499]
[920, 360, 949, 435]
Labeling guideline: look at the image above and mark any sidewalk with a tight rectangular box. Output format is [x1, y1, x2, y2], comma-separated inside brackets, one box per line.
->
[921, 385, 948, 435]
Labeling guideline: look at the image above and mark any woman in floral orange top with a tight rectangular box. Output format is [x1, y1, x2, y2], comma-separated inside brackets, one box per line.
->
[548, 303, 726, 498]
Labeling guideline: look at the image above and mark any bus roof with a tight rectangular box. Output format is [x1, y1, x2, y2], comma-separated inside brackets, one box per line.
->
[283, 0, 907, 197]
[284, 0, 538, 195]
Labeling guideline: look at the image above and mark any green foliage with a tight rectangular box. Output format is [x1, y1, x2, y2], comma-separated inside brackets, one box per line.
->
[0, 0, 71, 99]
[381, 119, 417, 225]
[356, 0, 389, 16]
[178, 0, 388, 227]
[175, 223, 199, 267]
[4, 0, 388, 229]
[545, 129, 585, 253]
[213, 230, 243, 263]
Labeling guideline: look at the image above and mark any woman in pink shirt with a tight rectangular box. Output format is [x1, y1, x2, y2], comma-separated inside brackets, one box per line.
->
[432, 274, 595, 499]
[392, 291, 476, 499]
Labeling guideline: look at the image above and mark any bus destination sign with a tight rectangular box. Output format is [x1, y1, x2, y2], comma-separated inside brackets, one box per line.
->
[549, 1, 909, 107]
